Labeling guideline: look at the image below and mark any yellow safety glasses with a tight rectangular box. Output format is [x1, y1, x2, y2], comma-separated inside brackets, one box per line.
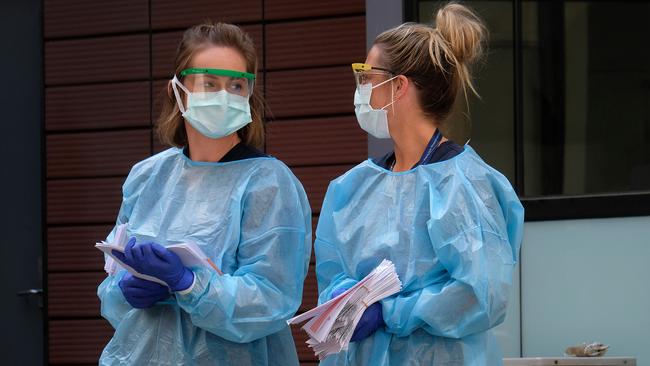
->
[351, 63, 396, 86]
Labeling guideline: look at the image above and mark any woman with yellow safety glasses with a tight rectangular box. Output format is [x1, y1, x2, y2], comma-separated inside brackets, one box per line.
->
[97, 22, 311, 365]
[315, 3, 524, 365]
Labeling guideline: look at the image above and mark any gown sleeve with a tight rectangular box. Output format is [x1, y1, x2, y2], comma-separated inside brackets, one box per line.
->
[314, 183, 360, 305]
[381, 177, 524, 338]
[174, 162, 312, 343]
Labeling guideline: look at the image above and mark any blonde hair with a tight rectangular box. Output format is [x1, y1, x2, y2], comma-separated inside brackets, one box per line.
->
[156, 22, 264, 149]
[374, 2, 487, 122]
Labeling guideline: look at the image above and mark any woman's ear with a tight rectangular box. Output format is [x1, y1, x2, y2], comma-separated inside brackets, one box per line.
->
[394, 75, 409, 100]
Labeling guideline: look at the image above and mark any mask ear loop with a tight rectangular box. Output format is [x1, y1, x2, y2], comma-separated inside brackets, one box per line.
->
[371, 74, 398, 91]
[171, 75, 190, 114]
[379, 76, 398, 111]
[380, 77, 398, 138]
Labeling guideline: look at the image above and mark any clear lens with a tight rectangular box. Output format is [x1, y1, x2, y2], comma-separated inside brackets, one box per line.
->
[353, 71, 392, 87]
[181, 73, 254, 97]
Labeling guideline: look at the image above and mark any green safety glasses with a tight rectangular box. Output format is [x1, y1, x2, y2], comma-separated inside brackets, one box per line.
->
[177, 68, 256, 97]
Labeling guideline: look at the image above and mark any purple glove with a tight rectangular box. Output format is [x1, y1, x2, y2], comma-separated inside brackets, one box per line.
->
[118, 272, 171, 308]
[112, 238, 194, 292]
[331, 287, 385, 342]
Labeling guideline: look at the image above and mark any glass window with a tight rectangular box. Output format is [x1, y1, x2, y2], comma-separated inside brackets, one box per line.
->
[419, 1, 516, 184]
[523, 1, 650, 196]
[415, 1, 650, 197]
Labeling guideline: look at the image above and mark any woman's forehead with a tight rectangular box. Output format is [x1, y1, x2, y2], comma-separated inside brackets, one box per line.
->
[365, 45, 384, 67]
[191, 46, 247, 72]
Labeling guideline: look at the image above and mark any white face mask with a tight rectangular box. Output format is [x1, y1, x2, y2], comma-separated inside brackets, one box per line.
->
[171, 76, 252, 139]
[353, 76, 398, 139]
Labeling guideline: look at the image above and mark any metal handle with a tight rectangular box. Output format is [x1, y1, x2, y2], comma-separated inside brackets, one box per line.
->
[17, 288, 43, 296]
[17, 288, 43, 308]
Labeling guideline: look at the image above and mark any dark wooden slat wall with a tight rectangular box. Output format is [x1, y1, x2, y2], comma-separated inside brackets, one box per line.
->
[48, 226, 112, 272]
[151, 25, 263, 79]
[43, 0, 149, 38]
[266, 117, 366, 166]
[151, 0, 263, 29]
[45, 82, 151, 131]
[44, 1, 366, 364]
[45, 35, 150, 86]
[47, 130, 152, 178]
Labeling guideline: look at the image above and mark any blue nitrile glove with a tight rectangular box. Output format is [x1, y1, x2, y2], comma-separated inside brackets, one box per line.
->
[331, 287, 385, 342]
[330, 287, 348, 299]
[112, 238, 194, 292]
[118, 272, 171, 309]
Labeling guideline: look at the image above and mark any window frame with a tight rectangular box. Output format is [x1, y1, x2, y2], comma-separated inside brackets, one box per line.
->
[404, 0, 650, 221]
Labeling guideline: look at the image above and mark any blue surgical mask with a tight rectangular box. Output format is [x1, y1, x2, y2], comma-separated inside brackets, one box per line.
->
[354, 76, 398, 139]
[172, 76, 252, 139]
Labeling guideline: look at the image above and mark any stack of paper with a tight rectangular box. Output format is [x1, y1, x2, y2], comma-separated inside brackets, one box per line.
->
[98, 223, 130, 275]
[288, 259, 402, 360]
[96, 223, 222, 286]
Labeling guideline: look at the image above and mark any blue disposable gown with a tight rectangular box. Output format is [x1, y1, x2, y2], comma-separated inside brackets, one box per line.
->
[97, 147, 312, 365]
[315, 146, 524, 366]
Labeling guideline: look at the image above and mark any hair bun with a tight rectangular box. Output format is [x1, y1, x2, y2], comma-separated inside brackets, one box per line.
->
[435, 3, 487, 65]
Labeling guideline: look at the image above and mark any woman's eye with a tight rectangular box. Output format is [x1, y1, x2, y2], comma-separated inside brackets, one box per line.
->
[229, 80, 246, 93]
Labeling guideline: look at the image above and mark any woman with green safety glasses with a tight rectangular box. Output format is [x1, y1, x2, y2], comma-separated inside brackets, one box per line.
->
[97, 22, 311, 366]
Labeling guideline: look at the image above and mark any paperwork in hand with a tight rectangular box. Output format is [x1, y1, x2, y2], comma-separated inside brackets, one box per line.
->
[288, 259, 402, 360]
[95, 223, 222, 286]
